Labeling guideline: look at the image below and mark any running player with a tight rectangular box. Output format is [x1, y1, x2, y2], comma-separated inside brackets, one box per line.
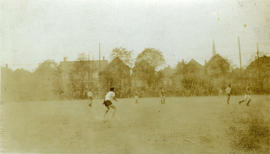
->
[103, 87, 117, 118]
[225, 84, 232, 104]
[160, 88, 166, 104]
[238, 87, 252, 106]
[87, 89, 94, 107]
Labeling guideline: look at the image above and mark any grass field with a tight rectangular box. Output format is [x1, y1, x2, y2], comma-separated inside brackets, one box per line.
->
[1, 96, 270, 153]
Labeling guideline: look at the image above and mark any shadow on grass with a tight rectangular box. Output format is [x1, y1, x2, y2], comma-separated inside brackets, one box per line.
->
[225, 103, 270, 153]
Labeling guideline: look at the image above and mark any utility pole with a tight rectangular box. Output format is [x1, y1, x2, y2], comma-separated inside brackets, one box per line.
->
[87, 52, 90, 90]
[256, 42, 262, 92]
[238, 36, 242, 69]
[256, 42, 260, 59]
[98, 42, 101, 98]
[212, 40, 216, 56]
[0, 65, 2, 103]
[99, 42, 101, 72]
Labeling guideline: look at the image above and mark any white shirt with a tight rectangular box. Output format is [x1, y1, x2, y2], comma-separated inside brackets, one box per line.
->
[226, 87, 231, 94]
[87, 91, 93, 97]
[105, 91, 115, 101]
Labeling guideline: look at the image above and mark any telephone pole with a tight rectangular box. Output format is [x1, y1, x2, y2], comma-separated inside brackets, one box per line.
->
[99, 42, 101, 72]
[212, 40, 216, 56]
[98, 42, 101, 98]
[256, 42, 262, 92]
[87, 52, 90, 89]
[238, 36, 242, 69]
[256, 42, 260, 59]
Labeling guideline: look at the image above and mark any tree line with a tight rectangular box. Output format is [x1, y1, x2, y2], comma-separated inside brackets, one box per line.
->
[1, 47, 270, 102]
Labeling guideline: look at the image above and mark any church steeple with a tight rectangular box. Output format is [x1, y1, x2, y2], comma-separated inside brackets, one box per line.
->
[212, 40, 216, 56]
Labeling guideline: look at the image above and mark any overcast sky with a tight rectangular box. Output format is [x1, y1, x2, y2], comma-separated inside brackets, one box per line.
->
[1, 0, 270, 71]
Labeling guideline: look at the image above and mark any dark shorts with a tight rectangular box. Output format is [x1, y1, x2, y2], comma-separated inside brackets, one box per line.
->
[103, 100, 112, 107]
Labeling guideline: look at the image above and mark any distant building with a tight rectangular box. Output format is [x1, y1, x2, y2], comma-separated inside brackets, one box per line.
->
[186, 59, 203, 74]
[99, 57, 131, 97]
[59, 57, 108, 98]
[205, 54, 230, 78]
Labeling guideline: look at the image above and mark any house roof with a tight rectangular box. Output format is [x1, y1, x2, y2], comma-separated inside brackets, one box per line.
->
[187, 59, 203, 68]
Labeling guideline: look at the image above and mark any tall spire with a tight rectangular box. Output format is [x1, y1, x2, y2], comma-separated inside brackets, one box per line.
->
[212, 40, 216, 56]
[238, 36, 242, 69]
[256, 42, 260, 59]
[98, 42, 101, 72]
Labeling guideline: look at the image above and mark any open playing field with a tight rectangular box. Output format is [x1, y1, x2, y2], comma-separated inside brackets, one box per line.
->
[1, 96, 270, 153]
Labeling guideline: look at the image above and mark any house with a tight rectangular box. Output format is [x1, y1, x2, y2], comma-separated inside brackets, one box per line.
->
[59, 57, 108, 97]
[205, 54, 230, 78]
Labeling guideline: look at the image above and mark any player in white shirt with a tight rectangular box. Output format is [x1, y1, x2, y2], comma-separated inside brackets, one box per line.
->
[160, 88, 166, 104]
[103, 87, 117, 118]
[225, 84, 232, 104]
[134, 90, 139, 104]
[87, 90, 94, 107]
[238, 87, 252, 106]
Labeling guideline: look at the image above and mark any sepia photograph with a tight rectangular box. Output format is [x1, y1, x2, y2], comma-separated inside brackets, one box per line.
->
[1, 0, 270, 153]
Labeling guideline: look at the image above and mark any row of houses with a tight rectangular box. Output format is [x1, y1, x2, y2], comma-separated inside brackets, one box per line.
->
[58, 57, 108, 98]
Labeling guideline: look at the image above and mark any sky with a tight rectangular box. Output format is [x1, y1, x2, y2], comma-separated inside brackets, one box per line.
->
[1, 0, 270, 71]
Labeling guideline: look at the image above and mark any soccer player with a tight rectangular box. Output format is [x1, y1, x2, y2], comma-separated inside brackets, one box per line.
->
[134, 90, 139, 104]
[160, 88, 166, 104]
[238, 87, 252, 106]
[225, 84, 232, 104]
[87, 89, 94, 107]
[103, 87, 117, 118]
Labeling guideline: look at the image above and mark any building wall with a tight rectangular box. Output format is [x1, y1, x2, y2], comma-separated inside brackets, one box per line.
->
[59, 60, 108, 98]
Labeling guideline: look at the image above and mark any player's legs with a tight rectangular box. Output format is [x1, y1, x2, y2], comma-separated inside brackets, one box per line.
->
[135, 96, 138, 104]
[162, 96, 165, 104]
[88, 97, 93, 107]
[246, 96, 251, 106]
[246, 99, 251, 106]
[238, 99, 244, 104]
[227, 94, 230, 104]
[160, 95, 164, 104]
[110, 105, 117, 118]
[104, 101, 111, 118]
[104, 105, 110, 117]
[239, 95, 245, 104]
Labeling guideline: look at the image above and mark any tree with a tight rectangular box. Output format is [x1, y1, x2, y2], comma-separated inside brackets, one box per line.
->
[131, 48, 166, 96]
[204, 54, 231, 95]
[12, 69, 35, 101]
[132, 60, 156, 89]
[69, 53, 90, 98]
[172, 59, 214, 96]
[33, 60, 61, 100]
[1, 67, 35, 101]
[110, 47, 133, 67]
[99, 57, 131, 97]
[205, 54, 230, 78]
[157, 66, 175, 95]
[136, 48, 165, 70]
[246, 55, 270, 94]
[172, 60, 186, 95]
